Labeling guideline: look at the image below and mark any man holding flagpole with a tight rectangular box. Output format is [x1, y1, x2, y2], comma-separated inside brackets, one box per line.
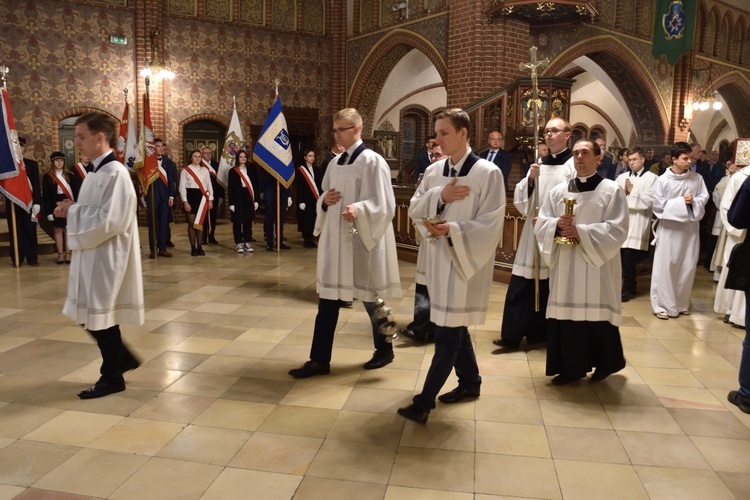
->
[289, 108, 401, 378]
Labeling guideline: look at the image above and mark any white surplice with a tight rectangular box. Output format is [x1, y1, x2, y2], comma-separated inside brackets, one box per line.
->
[408, 150, 505, 327]
[63, 155, 145, 330]
[314, 144, 401, 302]
[714, 168, 748, 325]
[710, 175, 730, 274]
[616, 169, 658, 250]
[512, 154, 575, 279]
[650, 168, 709, 316]
[534, 177, 629, 326]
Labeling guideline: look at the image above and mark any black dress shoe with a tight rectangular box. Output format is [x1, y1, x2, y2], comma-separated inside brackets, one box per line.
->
[266, 245, 274, 252]
[438, 385, 481, 404]
[397, 403, 429, 424]
[288, 360, 330, 379]
[249, 237, 257, 242]
[28, 261, 39, 266]
[77, 380, 126, 399]
[491, 338, 520, 349]
[339, 300, 353, 308]
[399, 328, 426, 343]
[167, 241, 175, 247]
[589, 369, 611, 383]
[728, 390, 750, 414]
[363, 350, 394, 370]
[551, 374, 584, 386]
[197, 247, 206, 256]
[280, 243, 291, 250]
[209, 237, 219, 244]
[621, 291, 633, 302]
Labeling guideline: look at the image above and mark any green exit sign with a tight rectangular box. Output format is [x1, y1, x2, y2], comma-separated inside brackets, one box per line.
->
[110, 35, 128, 45]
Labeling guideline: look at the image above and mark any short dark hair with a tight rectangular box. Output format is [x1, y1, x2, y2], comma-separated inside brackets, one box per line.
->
[154, 137, 164, 144]
[671, 142, 692, 160]
[630, 147, 645, 158]
[435, 108, 471, 135]
[574, 139, 601, 156]
[75, 112, 117, 148]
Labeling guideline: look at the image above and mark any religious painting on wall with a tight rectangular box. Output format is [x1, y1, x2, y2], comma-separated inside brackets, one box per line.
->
[734, 138, 750, 166]
[374, 121, 398, 170]
[520, 88, 548, 129]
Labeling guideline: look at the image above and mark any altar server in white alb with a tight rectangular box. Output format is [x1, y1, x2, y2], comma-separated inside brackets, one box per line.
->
[494, 117, 575, 351]
[650, 142, 709, 319]
[616, 147, 658, 302]
[289, 108, 401, 378]
[397, 109, 505, 424]
[54, 112, 144, 399]
[714, 163, 748, 327]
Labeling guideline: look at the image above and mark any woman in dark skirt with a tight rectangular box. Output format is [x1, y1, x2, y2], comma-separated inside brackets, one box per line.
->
[43, 151, 75, 264]
[179, 150, 213, 256]
[228, 150, 258, 253]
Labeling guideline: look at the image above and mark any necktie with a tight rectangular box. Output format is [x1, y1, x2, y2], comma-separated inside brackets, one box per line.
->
[450, 167, 458, 177]
[488, 151, 496, 163]
[337, 152, 349, 165]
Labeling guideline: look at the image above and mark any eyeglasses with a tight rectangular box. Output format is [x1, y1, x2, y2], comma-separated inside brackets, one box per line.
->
[331, 126, 355, 135]
[543, 128, 565, 135]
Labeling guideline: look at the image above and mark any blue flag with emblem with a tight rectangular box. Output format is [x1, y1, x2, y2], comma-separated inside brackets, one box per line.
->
[652, 0, 696, 65]
[253, 95, 295, 189]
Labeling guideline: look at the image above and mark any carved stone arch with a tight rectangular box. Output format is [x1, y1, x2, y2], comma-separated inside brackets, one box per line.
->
[571, 122, 589, 146]
[705, 7, 720, 56]
[178, 113, 230, 166]
[719, 11, 733, 61]
[542, 36, 669, 145]
[712, 71, 750, 137]
[736, 18, 748, 65]
[348, 29, 448, 136]
[705, 119, 728, 151]
[399, 104, 432, 169]
[696, 3, 706, 53]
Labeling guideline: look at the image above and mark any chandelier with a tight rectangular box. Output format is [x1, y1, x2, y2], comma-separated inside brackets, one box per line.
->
[691, 68, 722, 112]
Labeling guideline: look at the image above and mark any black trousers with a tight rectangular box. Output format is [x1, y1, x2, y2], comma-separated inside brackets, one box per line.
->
[546, 319, 626, 379]
[146, 196, 170, 252]
[310, 298, 393, 364]
[620, 248, 645, 295]
[5, 200, 38, 265]
[407, 283, 436, 336]
[88, 325, 138, 384]
[233, 222, 252, 244]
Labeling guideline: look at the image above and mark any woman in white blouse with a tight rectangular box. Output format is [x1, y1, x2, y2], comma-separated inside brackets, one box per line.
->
[179, 150, 214, 256]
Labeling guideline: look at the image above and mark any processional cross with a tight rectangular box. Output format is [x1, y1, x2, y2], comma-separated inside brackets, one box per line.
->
[518, 47, 549, 312]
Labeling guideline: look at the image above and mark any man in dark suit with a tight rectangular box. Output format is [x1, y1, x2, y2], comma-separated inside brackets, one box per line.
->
[5, 137, 41, 267]
[146, 139, 177, 258]
[413, 134, 436, 182]
[201, 146, 223, 245]
[705, 149, 727, 193]
[595, 137, 617, 180]
[480, 130, 512, 183]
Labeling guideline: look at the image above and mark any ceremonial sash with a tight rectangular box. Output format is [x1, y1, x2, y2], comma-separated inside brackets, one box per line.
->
[52, 172, 74, 201]
[158, 164, 169, 187]
[202, 159, 217, 178]
[233, 167, 255, 201]
[74, 162, 88, 180]
[297, 166, 319, 200]
[185, 166, 210, 230]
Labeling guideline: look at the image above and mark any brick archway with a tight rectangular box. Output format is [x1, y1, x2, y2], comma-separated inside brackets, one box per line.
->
[543, 36, 669, 145]
[348, 29, 447, 136]
[178, 113, 230, 166]
[51, 107, 119, 152]
[712, 71, 750, 138]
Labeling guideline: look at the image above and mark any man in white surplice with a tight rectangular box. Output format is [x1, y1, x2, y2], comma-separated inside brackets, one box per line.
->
[650, 142, 709, 319]
[54, 112, 144, 399]
[398, 109, 505, 424]
[616, 147, 658, 302]
[534, 139, 628, 385]
[289, 108, 401, 379]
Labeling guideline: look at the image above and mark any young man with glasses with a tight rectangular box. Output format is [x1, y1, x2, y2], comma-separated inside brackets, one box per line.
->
[289, 108, 401, 378]
[493, 117, 576, 351]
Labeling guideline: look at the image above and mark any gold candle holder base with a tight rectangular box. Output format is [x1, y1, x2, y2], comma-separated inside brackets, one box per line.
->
[555, 197, 579, 245]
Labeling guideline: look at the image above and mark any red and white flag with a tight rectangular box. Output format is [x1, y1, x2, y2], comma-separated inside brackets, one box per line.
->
[0, 88, 32, 211]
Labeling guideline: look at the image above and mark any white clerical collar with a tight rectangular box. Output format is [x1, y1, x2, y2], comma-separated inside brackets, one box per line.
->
[92, 150, 113, 170]
[576, 172, 597, 183]
[344, 140, 363, 157]
[550, 148, 569, 159]
[449, 148, 473, 172]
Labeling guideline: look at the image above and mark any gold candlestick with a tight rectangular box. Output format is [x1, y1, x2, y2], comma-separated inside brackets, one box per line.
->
[554, 197, 579, 245]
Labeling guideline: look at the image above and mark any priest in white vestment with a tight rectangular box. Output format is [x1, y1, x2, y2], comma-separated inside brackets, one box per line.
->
[535, 139, 628, 385]
[289, 109, 401, 379]
[616, 147, 658, 302]
[494, 117, 575, 351]
[55, 112, 144, 399]
[650, 142, 709, 319]
[398, 109, 505, 424]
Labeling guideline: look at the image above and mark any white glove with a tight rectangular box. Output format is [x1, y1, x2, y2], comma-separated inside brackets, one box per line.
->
[287, 198, 292, 208]
[47, 214, 54, 221]
[299, 203, 306, 211]
[229, 205, 235, 212]
[254, 202, 259, 210]
[32, 204, 40, 215]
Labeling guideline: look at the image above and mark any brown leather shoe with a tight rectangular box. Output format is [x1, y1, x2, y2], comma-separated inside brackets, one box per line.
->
[148, 252, 155, 259]
[158, 249, 173, 257]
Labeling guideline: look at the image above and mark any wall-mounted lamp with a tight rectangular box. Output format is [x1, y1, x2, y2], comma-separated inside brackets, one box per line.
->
[139, 29, 174, 88]
[393, 0, 409, 20]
